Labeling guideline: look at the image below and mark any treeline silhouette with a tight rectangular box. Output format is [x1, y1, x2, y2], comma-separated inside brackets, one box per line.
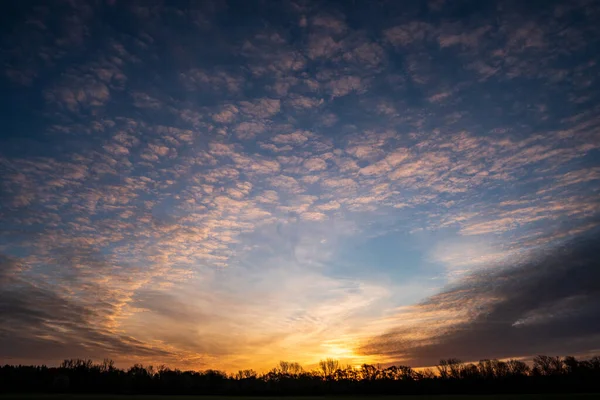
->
[1, 355, 600, 395]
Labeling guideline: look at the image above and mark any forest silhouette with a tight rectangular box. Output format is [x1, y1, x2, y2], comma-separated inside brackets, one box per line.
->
[2, 355, 600, 395]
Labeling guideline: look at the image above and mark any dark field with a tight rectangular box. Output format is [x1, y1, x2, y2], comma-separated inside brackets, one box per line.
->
[2, 395, 600, 400]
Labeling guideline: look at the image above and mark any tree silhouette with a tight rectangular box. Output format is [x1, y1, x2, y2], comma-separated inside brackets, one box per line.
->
[319, 358, 339, 380]
[1, 354, 600, 395]
[533, 355, 564, 376]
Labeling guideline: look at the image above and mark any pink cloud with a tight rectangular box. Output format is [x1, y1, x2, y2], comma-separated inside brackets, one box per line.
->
[311, 15, 347, 34]
[240, 98, 281, 118]
[303, 157, 328, 171]
[212, 105, 239, 123]
[328, 75, 363, 97]
[287, 95, 324, 109]
[384, 22, 435, 47]
[235, 121, 267, 139]
[307, 35, 340, 59]
[180, 69, 244, 93]
[272, 130, 311, 145]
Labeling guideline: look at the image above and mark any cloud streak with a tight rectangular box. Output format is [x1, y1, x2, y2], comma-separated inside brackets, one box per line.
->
[360, 230, 600, 366]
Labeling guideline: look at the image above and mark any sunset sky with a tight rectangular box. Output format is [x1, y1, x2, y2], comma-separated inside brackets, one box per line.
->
[1, 0, 600, 373]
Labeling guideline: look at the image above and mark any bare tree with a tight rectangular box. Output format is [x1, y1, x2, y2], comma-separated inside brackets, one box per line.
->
[437, 359, 450, 379]
[100, 359, 115, 373]
[234, 369, 257, 379]
[533, 355, 564, 376]
[275, 361, 303, 376]
[361, 363, 378, 380]
[319, 358, 340, 379]
[506, 359, 530, 376]
[437, 358, 462, 379]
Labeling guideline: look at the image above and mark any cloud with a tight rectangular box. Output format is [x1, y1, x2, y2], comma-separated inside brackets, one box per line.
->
[260, 143, 293, 152]
[301, 211, 327, 221]
[303, 157, 328, 171]
[384, 22, 435, 47]
[140, 143, 173, 161]
[272, 130, 311, 145]
[180, 69, 244, 93]
[131, 92, 162, 109]
[269, 175, 304, 194]
[437, 25, 491, 49]
[428, 91, 452, 103]
[287, 95, 324, 109]
[0, 254, 172, 363]
[328, 76, 363, 97]
[239, 98, 281, 118]
[307, 35, 341, 59]
[234, 121, 266, 139]
[342, 41, 386, 69]
[103, 143, 130, 156]
[45, 77, 110, 112]
[311, 15, 347, 34]
[212, 105, 239, 123]
[2, 0, 600, 372]
[360, 230, 600, 366]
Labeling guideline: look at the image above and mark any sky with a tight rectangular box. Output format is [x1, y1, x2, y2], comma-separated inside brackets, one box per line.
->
[1, 0, 600, 373]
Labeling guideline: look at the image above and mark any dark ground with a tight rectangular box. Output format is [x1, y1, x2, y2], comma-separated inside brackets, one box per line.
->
[2, 395, 600, 400]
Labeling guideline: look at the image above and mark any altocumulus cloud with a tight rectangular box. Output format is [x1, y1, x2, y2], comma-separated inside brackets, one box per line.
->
[0, 0, 599, 371]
